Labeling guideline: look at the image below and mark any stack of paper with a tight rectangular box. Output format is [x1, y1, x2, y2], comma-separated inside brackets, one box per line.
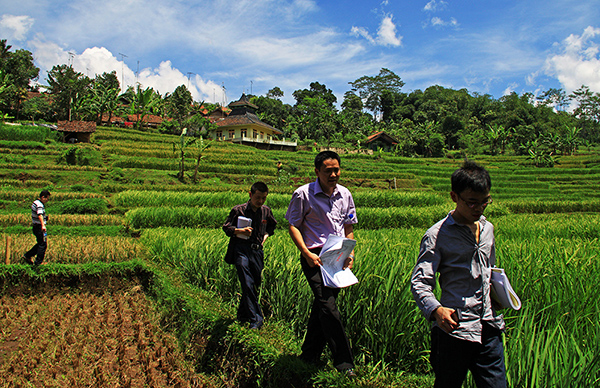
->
[237, 216, 252, 239]
[319, 234, 358, 288]
[490, 267, 522, 310]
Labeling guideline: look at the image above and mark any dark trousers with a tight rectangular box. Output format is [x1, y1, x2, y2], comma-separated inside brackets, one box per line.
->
[300, 251, 353, 371]
[234, 244, 264, 326]
[25, 224, 46, 265]
[431, 323, 507, 388]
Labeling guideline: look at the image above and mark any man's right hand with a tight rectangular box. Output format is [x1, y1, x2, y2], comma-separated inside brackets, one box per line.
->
[304, 251, 322, 267]
[236, 227, 253, 237]
[433, 306, 460, 333]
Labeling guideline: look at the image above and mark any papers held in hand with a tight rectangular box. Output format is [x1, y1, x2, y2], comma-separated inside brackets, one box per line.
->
[237, 216, 252, 240]
[319, 234, 358, 288]
[490, 267, 521, 310]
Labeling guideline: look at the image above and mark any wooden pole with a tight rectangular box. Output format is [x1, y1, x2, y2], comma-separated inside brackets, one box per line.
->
[5, 235, 11, 265]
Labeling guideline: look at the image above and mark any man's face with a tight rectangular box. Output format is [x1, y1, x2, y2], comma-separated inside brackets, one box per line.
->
[315, 158, 341, 193]
[450, 188, 491, 224]
[40, 196, 50, 204]
[249, 190, 268, 211]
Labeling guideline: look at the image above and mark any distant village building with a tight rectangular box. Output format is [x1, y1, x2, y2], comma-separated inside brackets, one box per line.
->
[101, 113, 170, 129]
[57, 120, 96, 143]
[209, 94, 297, 151]
[365, 131, 398, 152]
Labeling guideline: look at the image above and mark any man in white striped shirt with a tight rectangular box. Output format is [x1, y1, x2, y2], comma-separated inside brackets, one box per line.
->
[22, 190, 50, 265]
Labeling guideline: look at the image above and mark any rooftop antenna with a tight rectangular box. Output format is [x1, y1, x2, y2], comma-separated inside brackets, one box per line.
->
[186, 72, 195, 89]
[222, 82, 227, 107]
[67, 52, 75, 67]
[118, 52, 127, 91]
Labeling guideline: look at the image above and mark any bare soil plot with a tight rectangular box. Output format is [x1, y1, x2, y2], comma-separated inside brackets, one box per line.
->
[0, 289, 213, 387]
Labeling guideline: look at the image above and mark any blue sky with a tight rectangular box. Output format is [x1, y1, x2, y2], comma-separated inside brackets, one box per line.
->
[1, 0, 599, 107]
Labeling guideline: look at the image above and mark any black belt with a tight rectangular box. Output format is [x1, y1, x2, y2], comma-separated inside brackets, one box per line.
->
[236, 237, 262, 250]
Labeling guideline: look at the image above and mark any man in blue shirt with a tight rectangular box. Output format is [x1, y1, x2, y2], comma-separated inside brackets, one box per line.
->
[411, 161, 506, 388]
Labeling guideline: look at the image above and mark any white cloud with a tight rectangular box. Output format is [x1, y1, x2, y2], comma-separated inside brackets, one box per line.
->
[503, 82, 519, 96]
[544, 26, 600, 93]
[429, 17, 459, 28]
[0, 14, 35, 41]
[377, 15, 402, 47]
[424, 0, 448, 12]
[351, 26, 376, 45]
[28, 39, 225, 103]
[351, 14, 402, 47]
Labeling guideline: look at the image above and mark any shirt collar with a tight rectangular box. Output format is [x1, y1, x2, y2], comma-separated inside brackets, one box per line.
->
[447, 211, 487, 228]
[245, 200, 260, 214]
[314, 178, 338, 197]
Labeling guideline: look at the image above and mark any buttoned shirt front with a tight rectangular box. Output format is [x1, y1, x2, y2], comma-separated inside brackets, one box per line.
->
[411, 212, 504, 343]
[223, 201, 277, 247]
[285, 179, 357, 249]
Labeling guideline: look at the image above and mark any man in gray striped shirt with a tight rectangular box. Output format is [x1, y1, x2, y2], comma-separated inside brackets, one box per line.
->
[411, 161, 506, 388]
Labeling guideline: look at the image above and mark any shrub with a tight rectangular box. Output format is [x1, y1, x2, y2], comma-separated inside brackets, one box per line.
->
[57, 145, 102, 167]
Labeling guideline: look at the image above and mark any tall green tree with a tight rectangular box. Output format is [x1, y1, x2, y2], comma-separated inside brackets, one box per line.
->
[46, 64, 92, 121]
[266, 86, 284, 99]
[0, 40, 40, 118]
[349, 68, 404, 119]
[292, 82, 337, 108]
[168, 84, 193, 128]
[251, 94, 292, 133]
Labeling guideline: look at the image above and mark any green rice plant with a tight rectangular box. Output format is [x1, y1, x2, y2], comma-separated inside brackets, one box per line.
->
[504, 199, 600, 213]
[0, 124, 53, 142]
[139, 211, 600, 384]
[141, 227, 237, 296]
[0, 190, 105, 202]
[0, 179, 53, 189]
[0, 163, 107, 172]
[0, 140, 46, 149]
[111, 189, 448, 210]
[54, 198, 108, 215]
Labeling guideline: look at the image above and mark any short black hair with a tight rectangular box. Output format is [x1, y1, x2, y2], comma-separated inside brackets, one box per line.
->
[40, 190, 51, 198]
[314, 150, 341, 170]
[451, 160, 491, 194]
[251, 181, 269, 194]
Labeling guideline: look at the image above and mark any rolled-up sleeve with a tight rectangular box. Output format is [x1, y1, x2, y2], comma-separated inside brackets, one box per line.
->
[411, 233, 442, 321]
[285, 190, 305, 228]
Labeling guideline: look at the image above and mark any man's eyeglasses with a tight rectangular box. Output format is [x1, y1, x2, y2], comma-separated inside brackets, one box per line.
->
[457, 193, 493, 209]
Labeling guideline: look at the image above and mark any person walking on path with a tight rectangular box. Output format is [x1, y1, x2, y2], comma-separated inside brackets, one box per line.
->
[223, 182, 277, 329]
[22, 190, 51, 265]
[411, 160, 506, 388]
[285, 150, 358, 378]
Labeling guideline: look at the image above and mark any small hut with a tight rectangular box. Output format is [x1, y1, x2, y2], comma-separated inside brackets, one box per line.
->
[57, 121, 96, 143]
[365, 131, 398, 152]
